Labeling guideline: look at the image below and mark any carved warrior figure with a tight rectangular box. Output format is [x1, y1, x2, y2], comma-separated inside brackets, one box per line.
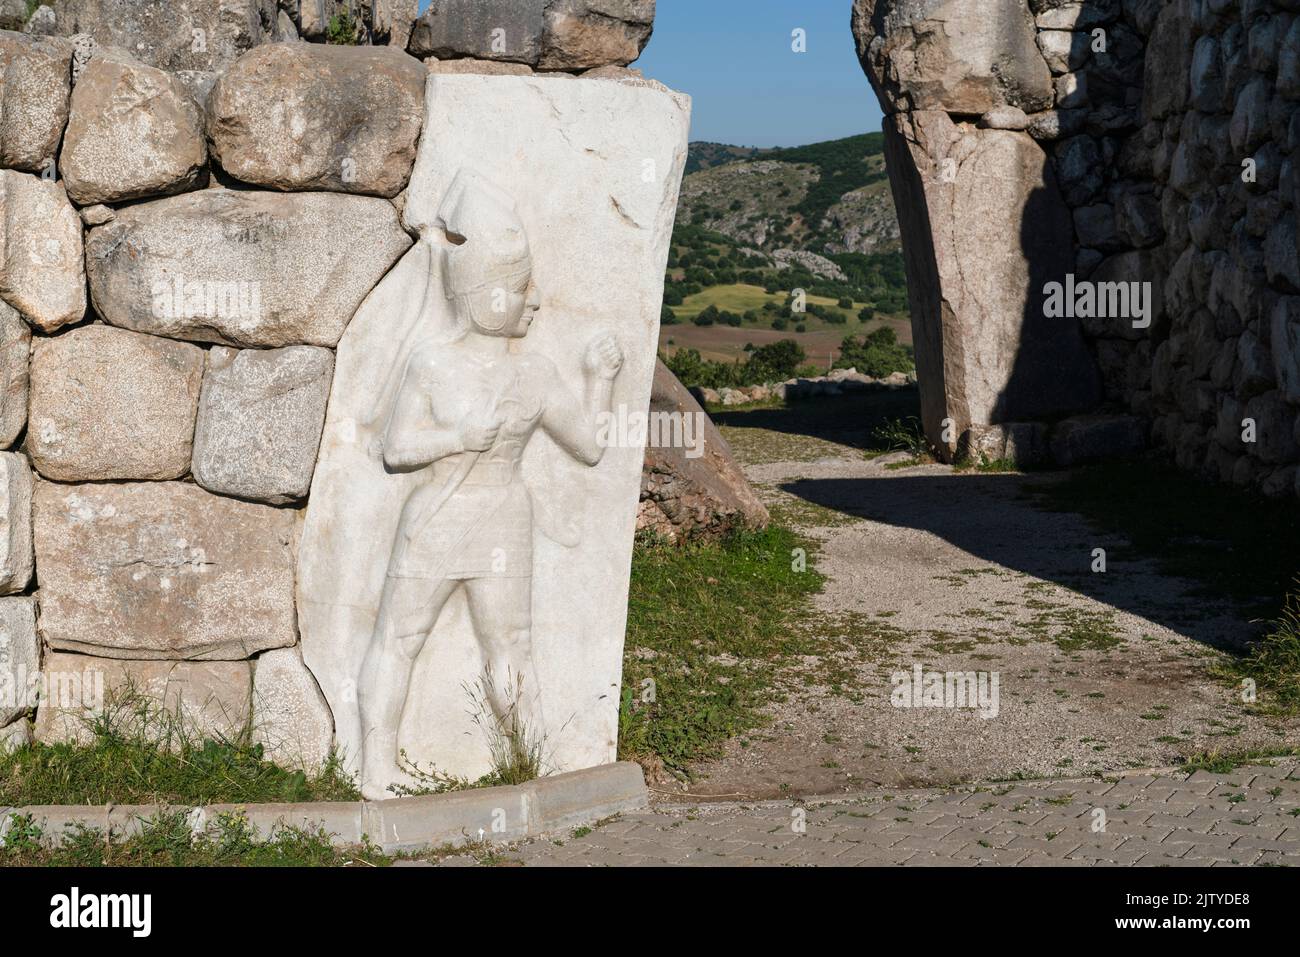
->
[358, 171, 624, 799]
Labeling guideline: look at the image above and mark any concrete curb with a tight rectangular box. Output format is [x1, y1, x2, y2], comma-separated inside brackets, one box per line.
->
[0, 761, 648, 854]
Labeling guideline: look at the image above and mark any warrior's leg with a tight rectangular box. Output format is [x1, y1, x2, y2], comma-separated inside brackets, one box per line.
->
[464, 577, 544, 743]
[358, 576, 456, 800]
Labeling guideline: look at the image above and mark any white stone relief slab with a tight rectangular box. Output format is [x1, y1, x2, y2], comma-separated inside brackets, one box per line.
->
[298, 73, 689, 794]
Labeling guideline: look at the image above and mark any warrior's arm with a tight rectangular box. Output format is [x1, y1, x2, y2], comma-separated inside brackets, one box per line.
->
[542, 374, 615, 467]
[381, 365, 464, 470]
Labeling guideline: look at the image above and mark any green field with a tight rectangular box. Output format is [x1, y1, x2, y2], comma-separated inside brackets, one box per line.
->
[659, 283, 911, 365]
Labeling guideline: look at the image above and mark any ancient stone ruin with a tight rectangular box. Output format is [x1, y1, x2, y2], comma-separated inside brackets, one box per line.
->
[853, 0, 1300, 489]
[0, 1, 689, 795]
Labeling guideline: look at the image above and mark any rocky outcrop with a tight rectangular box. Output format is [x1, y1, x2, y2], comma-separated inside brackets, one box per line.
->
[208, 43, 425, 197]
[638, 360, 769, 543]
[28, 326, 204, 482]
[84, 188, 412, 347]
[33, 480, 297, 660]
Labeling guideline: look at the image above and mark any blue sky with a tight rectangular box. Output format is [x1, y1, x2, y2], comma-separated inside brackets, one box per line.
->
[414, 1, 883, 148]
[637, 1, 882, 147]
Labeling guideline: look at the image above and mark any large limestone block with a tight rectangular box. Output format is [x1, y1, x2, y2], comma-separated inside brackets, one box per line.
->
[0, 596, 37, 725]
[44, 0, 283, 73]
[409, 0, 654, 69]
[28, 325, 203, 482]
[85, 189, 412, 347]
[0, 452, 31, 594]
[0, 31, 73, 173]
[33, 480, 297, 660]
[60, 52, 207, 205]
[409, 0, 545, 64]
[34, 652, 252, 746]
[882, 110, 1100, 455]
[638, 359, 769, 543]
[192, 345, 334, 504]
[0, 299, 29, 448]
[208, 44, 425, 198]
[298, 72, 689, 790]
[851, 0, 1053, 116]
[0, 170, 85, 332]
[539, 0, 656, 70]
[252, 647, 335, 771]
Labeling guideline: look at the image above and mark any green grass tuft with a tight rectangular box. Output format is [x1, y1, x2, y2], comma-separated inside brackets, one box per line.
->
[0, 691, 358, 807]
[619, 524, 825, 775]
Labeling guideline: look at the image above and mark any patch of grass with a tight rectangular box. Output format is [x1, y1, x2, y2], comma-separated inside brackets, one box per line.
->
[871, 415, 930, 460]
[0, 809, 388, 868]
[0, 690, 358, 807]
[1178, 746, 1300, 775]
[618, 524, 825, 776]
[1215, 588, 1300, 715]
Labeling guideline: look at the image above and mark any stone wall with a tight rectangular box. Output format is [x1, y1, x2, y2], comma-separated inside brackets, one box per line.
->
[0, 0, 685, 789]
[853, 0, 1300, 489]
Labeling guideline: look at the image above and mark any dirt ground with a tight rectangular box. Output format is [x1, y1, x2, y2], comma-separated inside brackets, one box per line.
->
[654, 393, 1299, 802]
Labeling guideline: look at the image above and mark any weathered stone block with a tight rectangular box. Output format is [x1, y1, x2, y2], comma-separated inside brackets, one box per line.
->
[33, 480, 297, 660]
[85, 188, 412, 348]
[409, 0, 545, 63]
[881, 110, 1100, 455]
[60, 51, 207, 205]
[0, 170, 84, 332]
[852, 0, 1053, 115]
[192, 345, 334, 504]
[208, 43, 424, 198]
[539, 0, 656, 70]
[28, 326, 203, 482]
[0, 31, 72, 173]
[0, 596, 36, 725]
[638, 359, 768, 543]
[0, 452, 31, 595]
[0, 716, 29, 753]
[34, 652, 252, 746]
[1244, 390, 1299, 464]
[0, 299, 27, 448]
[410, 0, 654, 70]
[41, 0, 287, 72]
[252, 647, 334, 772]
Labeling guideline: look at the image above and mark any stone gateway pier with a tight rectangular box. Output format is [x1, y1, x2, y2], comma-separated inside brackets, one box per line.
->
[0, 2, 690, 789]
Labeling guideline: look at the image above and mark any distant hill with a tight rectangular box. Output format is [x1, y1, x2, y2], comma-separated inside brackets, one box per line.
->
[684, 142, 764, 175]
[679, 133, 901, 258]
[660, 133, 911, 376]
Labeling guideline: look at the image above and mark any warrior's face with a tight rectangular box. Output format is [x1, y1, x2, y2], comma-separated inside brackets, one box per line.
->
[457, 271, 541, 339]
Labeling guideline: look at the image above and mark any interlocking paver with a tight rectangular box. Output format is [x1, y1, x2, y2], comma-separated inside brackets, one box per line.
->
[438, 761, 1300, 867]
